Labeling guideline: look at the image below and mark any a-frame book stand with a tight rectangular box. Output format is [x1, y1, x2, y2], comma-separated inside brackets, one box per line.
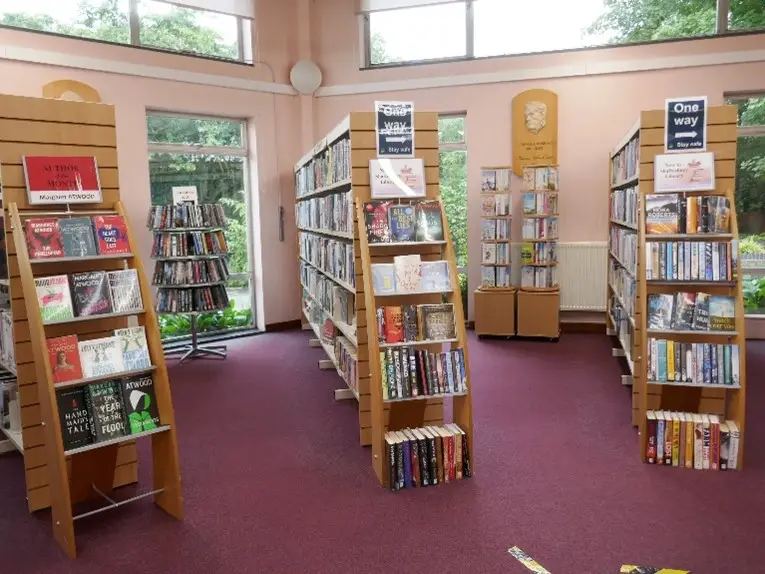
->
[0, 94, 183, 558]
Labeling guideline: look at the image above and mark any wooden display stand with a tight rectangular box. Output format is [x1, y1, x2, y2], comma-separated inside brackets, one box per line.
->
[516, 289, 560, 339]
[0, 94, 183, 557]
[474, 288, 516, 336]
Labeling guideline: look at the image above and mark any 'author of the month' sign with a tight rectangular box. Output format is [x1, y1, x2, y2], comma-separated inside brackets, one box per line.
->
[665, 96, 707, 153]
[23, 156, 103, 205]
[375, 101, 414, 158]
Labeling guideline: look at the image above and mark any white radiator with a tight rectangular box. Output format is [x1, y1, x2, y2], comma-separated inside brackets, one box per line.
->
[509, 242, 608, 311]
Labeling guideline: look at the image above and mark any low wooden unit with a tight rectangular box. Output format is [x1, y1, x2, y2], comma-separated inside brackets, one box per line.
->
[474, 288, 516, 336]
[516, 288, 560, 339]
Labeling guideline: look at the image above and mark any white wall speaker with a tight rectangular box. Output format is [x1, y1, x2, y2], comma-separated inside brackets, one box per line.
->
[289, 59, 323, 95]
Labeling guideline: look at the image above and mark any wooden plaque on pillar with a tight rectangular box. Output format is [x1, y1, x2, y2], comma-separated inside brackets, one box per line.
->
[512, 89, 558, 176]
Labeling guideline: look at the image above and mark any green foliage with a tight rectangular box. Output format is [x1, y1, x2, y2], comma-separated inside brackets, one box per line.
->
[158, 300, 253, 340]
[740, 234, 765, 254]
[219, 191, 249, 278]
[458, 272, 468, 316]
[743, 275, 765, 311]
[370, 31, 401, 65]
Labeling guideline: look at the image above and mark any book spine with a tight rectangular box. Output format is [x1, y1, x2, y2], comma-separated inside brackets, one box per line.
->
[663, 418, 672, 466]
[702, 418, 711, 470]
[684, 419, 694, 469]
[671, 417, 680, 467]
[728, 425, 740, 470]
[656, 417, 665, 464]
[646, 416, 657, 463]
[693, 418, 703, 470]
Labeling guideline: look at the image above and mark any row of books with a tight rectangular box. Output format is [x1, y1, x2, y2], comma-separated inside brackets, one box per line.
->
[35, 270, 142, 323]
[522, 165, 559, 191]
[0, 311, 13, 372]
[301, 267, 356, 327]
[521, 242, 557, 265]
[48, 326, 151, 383]
[295, 137, 351, 197]
[155, 284, 229, 313]
[610, 297, 634, 357]
[371, 256, 451, 295]
[147, 204, 226, 230]
[57, 376, 161, 451]
[152, 259, 229, 287]
[611, 136, 638, 185]
[305, 303, 358, 386]
[610, 185, 638, 227]
[647, 338, 740, 386]
[386, 424, 471, 491]
[381, 347, 467, 400]
[609, 227, 637, 276]
[481, 266, 511, 288]
[645, 410, 740, 470]
[480, 168, 511, 192]
[645, 194, 730, 235]
[335, 335, 357, 389]
[480, 194, 511, 217]
[296, 191, 353, 235]
[481, 242, 510, 265]
[365, 200, 444, 243]
[480, 218, 510, 240]
[151, 229, 228, 258]
[520, 266, 557, 289]
[609, 261, 636, 317]
[376, 303, 456, 344]
[521, 217, 558, 241]
[25, 215, 129, 260]
[645, 241, 735, 282]
[522, 191, 558, 216]
[298, 232, 356, 288]
[648, 292, 734, 332]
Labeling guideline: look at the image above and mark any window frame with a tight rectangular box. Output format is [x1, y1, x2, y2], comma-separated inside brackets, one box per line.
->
[438, 112, 467, 275]
[0, 0, 250, 64]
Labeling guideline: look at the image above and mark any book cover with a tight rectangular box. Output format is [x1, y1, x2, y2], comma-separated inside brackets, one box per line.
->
[480, 169, 497, 191]
[692, 293, 710, 330]
[719, 422, 730, 470]
[672, 292, 696, 330]
[420, 261, 450, 291]
[35, 275, 74, 322]
[727, 420, 740, 470]
[708, 295, 735, 331]
[645, 194, 679, 234]
[92, 215, 130, 255]
[393, 254, 422, 292]
[85, 380, 126, 441]
[58, 217, 98, 258]
[107, 269, 143, 313]
[522, 193, 537, 215]
[481, 243, 497, 264]
[402, 305, 418, 342]
[78, 336, 125, 378]
[363, 201, 391, 243]
[56, 387, 93, 450]
[25, 218, 64, 259]
[647, 293, 673, 330]
[481, 195, 497, 216]
[114, 326, 151, 370]
[388, 204, 417, 242]
[47, 335, 83, 384]
[120, 375, 160, 434]
[71, 271, 113, 316]
[419, 304, 456, 340]
[383, 306, 404, 343]
[645, 411, 657, 463]
[371, 264, 396, 295]
[415, 201, 444, 242]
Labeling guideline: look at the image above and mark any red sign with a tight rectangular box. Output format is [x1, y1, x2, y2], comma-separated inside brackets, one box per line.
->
[23, 156, 103, 205]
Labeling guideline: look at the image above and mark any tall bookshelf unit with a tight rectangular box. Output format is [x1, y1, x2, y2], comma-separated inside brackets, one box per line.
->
[609, 105, 746, 468]
[0, 94, 183, 557]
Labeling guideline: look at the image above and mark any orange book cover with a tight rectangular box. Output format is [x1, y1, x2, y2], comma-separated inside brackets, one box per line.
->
[383, 306, 404, 343]
[645, 194, 679, 235]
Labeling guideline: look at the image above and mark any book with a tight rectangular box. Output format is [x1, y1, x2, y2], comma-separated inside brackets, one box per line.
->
[107, 269, 143, 313]
[388, 204, 417, 242]
[71, 271, 113, 316]
[78, 336, 125, 378]
[646, 294, 673, 330]
[85, 380, 126, 441]
[420, 261, 450, 291]
[25, 218, 64, 259]
[645, 194, 679, 234]
[418, 304, 457, 340]
[648, 338, 740, 386]
[415, 201, 444, 242]
[47, 335, 83, 384]
[644, 241, 731, 281]
[58, 217, 98, 258]
[363, 201, 391, 243]
[35, 275, 74, 322]
[56, 387, 93, 450]
[393, 255, 422, 292]
[92, 215, 130, 255]
[672, 292, 696, 330]
[708, 295, 735, 331]
[382, 306, 404, 343]
[120, 376, 160, 434]
[114, 326, 151, 370]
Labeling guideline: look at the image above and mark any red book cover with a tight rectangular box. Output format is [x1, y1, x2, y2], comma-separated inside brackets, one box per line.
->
[47, 335, 83, 384]
[92, 215, 130, 255]
[25, 218, 64, 259]
[383, 306, 403, 343]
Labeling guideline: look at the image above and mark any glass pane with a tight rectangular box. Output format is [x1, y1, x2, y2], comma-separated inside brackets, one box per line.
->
[728, 97, 765, 128]
[138, 0, 239, 60]
[729, 3, 765, 31]
[439, 150, 468, 269]
[438, 116, 465, 145]
[0, 0, 131, 44]
[369, 3, 466, 65]
[147, 115, 244, 147]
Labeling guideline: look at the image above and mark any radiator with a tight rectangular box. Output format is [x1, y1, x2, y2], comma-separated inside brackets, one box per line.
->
[509, 242, 608, 311]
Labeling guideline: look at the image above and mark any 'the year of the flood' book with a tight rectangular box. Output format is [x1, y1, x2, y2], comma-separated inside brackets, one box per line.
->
[58, 217, 98, 257]
[57, 387, 93, 450]
[47, 334, 84, 384]
[71, 271, 113, 316]
[25, 218, 64, 259]
[120, 376, 160, 434]
[85, 380, 126, 441]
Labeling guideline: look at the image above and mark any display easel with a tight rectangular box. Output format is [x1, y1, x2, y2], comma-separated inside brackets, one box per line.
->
[0, 94, 183, 557]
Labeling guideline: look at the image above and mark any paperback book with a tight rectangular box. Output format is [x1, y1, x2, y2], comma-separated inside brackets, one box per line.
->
[645, 194, 731, 235]
[645, 241, 732, 282]
[25, 218, 64, 259]
[78, 336, 125, 378]
[114, 326, 151, 370]
[58, 217, 98, 257]
[35, 275, 74, 322]
[71, 271, 113, 316]
[647, 338, 740, 386]
[93, 215, 130, 255]
[47, 335, 84, 384]
[379, 346, 467, 400]
[85, 380, 126, 441]
[120, 376, 160, 434]
[108, 269, 143, 313]
[647, 292, 734, 332]
[57, 387, 93, 450]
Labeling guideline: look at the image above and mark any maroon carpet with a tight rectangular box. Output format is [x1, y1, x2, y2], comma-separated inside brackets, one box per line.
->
[1, 331, 764, 573]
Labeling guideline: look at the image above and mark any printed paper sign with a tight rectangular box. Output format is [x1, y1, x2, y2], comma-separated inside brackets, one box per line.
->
[23, 156, 102, 205]
[654, 152, 715, 193]
[369, 158, 426, 199]
[172, 186, 199, 206]
[665, 96, 707, 152]
[375, 101, 414, 157]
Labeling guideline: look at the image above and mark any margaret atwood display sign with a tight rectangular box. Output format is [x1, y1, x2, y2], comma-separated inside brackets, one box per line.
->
[511, 89, 559, 176]
[22, 156, 103, 205]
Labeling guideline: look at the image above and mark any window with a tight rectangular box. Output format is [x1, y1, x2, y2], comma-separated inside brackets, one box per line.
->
[147, 113, 255, 340]
[728, 1, 765, 32]
[438, 113, 468, 311]
[0, 0, 250, 62]
[727, 95, 765, 315]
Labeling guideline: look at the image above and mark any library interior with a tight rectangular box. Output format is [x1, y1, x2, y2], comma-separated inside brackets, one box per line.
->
[0, 0, 764, 572]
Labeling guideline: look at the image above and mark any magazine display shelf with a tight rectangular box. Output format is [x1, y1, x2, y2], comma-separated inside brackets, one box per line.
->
[0, 94, 182, 558]
[609, 105, 746, 468]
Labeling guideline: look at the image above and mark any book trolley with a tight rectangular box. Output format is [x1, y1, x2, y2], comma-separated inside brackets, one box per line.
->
[0, 94, 183, 557]
[608, 105, 747, 469]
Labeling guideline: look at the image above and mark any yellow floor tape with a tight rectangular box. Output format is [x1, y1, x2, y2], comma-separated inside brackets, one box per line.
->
[621, 566, 691, 573]
[507, 547, 551, 574]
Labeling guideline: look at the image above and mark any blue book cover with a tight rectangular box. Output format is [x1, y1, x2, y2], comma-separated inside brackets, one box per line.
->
[667, 243, 674, 279]
[685, 242, 691, 280]
[696, 343, 704, 384]
[657, 417, 665, 462]
[388, 204, 417, 242]
[402, 439, 412, 487]
[657, 340, 667, 382]
[705, 242, 713, 280]
[703, 343, 711, 384]
[724, 345, 731, 385]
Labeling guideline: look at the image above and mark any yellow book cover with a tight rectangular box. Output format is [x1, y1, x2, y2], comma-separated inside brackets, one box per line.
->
[667, 343, 675, 381]
[687, 197, 697, 233]
[672, 414, 680, 467]
[380, 351, 389, 400]
[685, 415, 694, 468]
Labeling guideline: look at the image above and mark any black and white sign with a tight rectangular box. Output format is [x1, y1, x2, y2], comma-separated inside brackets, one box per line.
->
[375, 101, 414, 158]
[665, 96, 707, 153]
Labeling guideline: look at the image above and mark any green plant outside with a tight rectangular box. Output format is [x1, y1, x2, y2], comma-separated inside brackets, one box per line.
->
[158, 300, 253, 340]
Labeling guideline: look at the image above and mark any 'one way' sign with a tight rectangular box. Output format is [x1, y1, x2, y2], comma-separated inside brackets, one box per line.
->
[665, 96, 707, 153]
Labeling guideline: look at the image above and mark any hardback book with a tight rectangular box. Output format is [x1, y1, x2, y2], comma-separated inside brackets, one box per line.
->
[120, 376, 160, 434]
[480, 169, 497, 191]
[645, 194, 679, 234]
[672, 292, 696, 330]
[92, 215, 130, 255]
[364, 201, 391, 243]
[418, 304, 456, 340]
[47, 335, 83, 384]
[692, 293, 711, 330]
[481, 195, 497, 216]
[647, 293, 673, 330]
[107, 269, 143, 313]
[388, 204, 417, 242]
[522, 193, 536, 215]
[35, 275, 74, 322]
[482, 243, 497, 265]
[56, 387, 93, 450]
[71, 271, 113, 316]
[393, 254, 422, 292]
[58, 217, 98, 258]
[708, 295, 735, 331]
[78, 336, 125, 378]
[85, 380, 126, 441]
[25, 218, 64, 259]
[383, 306, 404, 343]
[371, 264, 396, 295]
[415, 201, 444, 242]
[420, 261, 450, 291]
[402, 305, 418, 342]
[114, 326, 151, 370]
[480, 219, 496, 240]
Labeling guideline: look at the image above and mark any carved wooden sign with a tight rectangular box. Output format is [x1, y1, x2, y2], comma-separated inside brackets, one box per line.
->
[512, 89, 558, 176]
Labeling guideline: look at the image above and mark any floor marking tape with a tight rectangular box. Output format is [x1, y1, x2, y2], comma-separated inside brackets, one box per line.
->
[507, 547, 551, 574]
[620, 566, 691, 573]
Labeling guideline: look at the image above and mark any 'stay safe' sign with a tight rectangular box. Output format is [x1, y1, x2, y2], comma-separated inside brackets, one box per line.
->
[22, 156, 103, 205]
[665, 96, 707, 153]
[375, 101, 414, 158]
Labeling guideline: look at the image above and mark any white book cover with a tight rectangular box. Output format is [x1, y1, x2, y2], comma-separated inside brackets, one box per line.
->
[114, 326, 151, 371]
[393, 254, 422, 292]
[522, 167, 536, 191]
[79, 336, 125, 378]
[371, 264, 396, 295]
[481, 267, 495, 288]
[482, 243, 497, 265]
[420, 261, 450, 291]
[521, 266, 534, 288]
[108, 269, 144, 313]
[35, 275, 74, 322]
[731, 344, 740, 385]
[701, 413, 711, 470]
[727, 420, 739, 470]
